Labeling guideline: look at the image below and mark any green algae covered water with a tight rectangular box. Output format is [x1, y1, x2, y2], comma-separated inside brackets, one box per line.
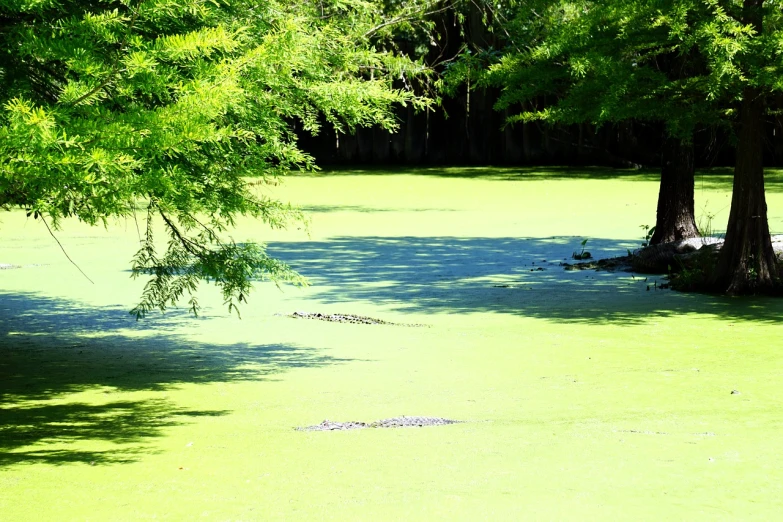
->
[1, 167, 783, 520]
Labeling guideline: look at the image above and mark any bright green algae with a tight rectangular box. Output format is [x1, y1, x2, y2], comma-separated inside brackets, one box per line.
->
[2, 168, 783, 520]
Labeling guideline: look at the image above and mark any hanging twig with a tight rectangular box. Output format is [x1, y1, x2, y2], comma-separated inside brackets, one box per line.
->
[41, 217, 95, 284]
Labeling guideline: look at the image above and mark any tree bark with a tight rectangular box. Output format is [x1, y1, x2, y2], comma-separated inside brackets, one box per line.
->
[712, 88, 779, 294]
[650, 136, 700, 244]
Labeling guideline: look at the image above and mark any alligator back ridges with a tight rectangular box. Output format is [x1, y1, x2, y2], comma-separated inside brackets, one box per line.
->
[631, 237, 722, 273]
[282, 311, 428, 327]
[296, 417, 461, 431]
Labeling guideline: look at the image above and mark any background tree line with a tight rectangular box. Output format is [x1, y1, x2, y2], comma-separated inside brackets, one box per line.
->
[303, 2, 783, 170]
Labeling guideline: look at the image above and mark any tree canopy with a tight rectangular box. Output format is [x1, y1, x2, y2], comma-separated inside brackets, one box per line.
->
[444, 0, 783, 292]
[0, 0, 431, 316]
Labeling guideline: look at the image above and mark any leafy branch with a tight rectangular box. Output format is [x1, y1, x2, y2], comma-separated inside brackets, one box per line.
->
[130, 201, 307, 319]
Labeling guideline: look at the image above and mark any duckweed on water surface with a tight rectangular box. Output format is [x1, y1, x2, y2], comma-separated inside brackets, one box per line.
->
[2, 169, 783, 519]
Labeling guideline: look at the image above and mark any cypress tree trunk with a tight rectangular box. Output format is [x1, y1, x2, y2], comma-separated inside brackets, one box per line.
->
[650, 136, 700, 245]
[712, 89, 779, 294]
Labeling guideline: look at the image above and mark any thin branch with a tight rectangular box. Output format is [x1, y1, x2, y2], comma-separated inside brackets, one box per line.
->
[157, 207, 205, 258]
[132, 208, 142, 243]
[469, 0, 522, 54]
[186, 212, 225, 244]
[364, 1, 454, 38]
[41, 217, 95, 284]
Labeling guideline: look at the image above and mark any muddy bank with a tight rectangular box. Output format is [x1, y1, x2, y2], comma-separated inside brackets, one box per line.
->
[564, 235, 783, 275]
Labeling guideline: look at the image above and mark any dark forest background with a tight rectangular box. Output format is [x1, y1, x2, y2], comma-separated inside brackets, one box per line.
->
[298, 7, 783, 170]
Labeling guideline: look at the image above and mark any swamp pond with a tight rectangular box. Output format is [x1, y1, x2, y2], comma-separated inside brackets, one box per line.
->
[1, 167, 783, 519]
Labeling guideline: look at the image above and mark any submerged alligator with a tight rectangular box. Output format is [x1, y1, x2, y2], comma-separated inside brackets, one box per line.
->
[296, 416, 462, 431]
[0, 263, 49, 270]
[282, 311, 428, 327]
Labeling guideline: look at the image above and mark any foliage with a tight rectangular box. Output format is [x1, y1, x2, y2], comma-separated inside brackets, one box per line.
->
[444, 0, 783, 293]
[0, 0, 431, 317]
[640, 225, 657, 248]
[572, 238, 592, 260]
[696, 205, 719, 238]
[668, 248, 718, 292]
[442, 0, 783, 140]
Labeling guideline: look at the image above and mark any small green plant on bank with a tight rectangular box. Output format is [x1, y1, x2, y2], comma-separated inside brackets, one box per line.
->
[668, 248, 717, 291]
[697, 202, 728, 240]
[572, 238, 592, 260]
[670, 266, 706, 291]
[747, 255, 759, 282]
[697, 208, 717, 238]
[640, 224, 656, 247]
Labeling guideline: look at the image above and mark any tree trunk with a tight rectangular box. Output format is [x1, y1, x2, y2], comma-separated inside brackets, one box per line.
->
[649, 136, 700, 244]
[712, 88, 779, 294]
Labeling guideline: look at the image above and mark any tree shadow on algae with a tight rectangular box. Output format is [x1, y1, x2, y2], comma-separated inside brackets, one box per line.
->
[268, 236, 783, 325]
[0, 292, 354, 467]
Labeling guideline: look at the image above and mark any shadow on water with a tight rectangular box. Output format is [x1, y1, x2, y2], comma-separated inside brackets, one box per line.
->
[0, 292, 353, 467]
[0, 400, 225, 467]
[267, 235, 783, 325]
